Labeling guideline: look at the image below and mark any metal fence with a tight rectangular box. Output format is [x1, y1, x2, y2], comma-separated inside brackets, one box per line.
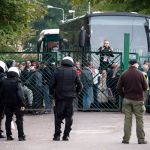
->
[1, 51, 149, 113]
[139, 55, 150, 113]
[60, 51, 123, 112]
[0, 52, 57, 114]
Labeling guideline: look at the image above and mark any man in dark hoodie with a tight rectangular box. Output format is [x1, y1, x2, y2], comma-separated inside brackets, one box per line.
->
[0, 67, 26, 141]
[0, 61, 7, 138]
[49, 56, 83, 141]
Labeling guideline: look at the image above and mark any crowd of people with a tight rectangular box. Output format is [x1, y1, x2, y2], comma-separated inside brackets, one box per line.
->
[0, 39, 149, 143]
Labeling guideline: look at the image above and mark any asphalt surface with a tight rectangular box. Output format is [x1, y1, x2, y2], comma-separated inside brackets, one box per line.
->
[0, 112, 150, 150]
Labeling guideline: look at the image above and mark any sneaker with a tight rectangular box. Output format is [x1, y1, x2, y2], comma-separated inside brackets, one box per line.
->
[138, 141, 148, 144]
[19, 135, 26, 141]
[122, 140, 129, 144]
[53, 136, 60, 141]
[7, 136, 14, 141]
[62, 136, 69, 141]
[44, 110, 51, 114]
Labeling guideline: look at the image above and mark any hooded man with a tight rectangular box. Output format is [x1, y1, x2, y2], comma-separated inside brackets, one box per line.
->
[49, 56, 83, 141]
[0, 67, 26, 141]
[0, 61, 7, 138]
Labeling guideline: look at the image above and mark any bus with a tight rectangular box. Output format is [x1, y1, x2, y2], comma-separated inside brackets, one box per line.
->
[59, 12, 150, 62]
[59, 13, 150, 111]
[37, 29, 60, 62]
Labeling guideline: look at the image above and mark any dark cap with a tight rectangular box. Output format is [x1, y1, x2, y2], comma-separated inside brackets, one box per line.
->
[129, 59, 138, 65]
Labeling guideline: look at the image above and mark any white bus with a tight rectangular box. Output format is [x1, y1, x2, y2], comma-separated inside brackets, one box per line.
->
[37, 29, 60, 61]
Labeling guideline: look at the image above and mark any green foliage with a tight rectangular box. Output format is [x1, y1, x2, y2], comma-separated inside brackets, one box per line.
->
[0, 0, 46, 48]
[26, 0, 73, 50]
[2, 0, 149, 52]
[71, 0, 150, 15]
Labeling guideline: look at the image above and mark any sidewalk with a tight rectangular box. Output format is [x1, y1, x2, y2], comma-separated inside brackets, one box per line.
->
[0, 112, 150, 150]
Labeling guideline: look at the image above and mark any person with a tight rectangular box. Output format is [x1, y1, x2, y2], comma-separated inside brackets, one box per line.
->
[0, 67, 26, 141]
[97, 40, 120, 77]
[0, 61, 7, 138]
[75, 61, 83, 110]
[117, 59, 148, 144]
[98, 70, 109, 103]
[42, 62, 55, 113]
[81, 62, 94, 111]
[97, 40, 114, 71]
[90, 62, 100, 107]
[49, 56, 83, 141]
[141, 64, 149, 103]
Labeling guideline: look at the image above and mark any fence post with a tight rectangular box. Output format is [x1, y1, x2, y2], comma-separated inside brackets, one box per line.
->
[136, 53, 139, 61]
[124, 33, 130, 70]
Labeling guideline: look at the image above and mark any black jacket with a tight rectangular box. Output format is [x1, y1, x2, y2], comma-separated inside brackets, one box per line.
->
[0, 72, 25, 107]
[0, 72, 7, 105]
[98, 46, 114, 63]
[49, 59, 83, 101]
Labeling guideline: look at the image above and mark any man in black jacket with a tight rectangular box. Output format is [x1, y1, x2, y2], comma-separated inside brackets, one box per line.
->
[0, 67, 26, 141]
[49, 56, 83, 141]
[0, 61, 7, 138]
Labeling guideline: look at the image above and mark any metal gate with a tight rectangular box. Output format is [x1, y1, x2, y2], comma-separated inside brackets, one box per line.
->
[60, 50, 123, 112]
[0, 51, 124, 112]
[0, 51, 57, 114]
[139, 55, 150, 113]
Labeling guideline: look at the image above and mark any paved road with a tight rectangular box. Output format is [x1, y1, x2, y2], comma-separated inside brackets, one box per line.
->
[0, 112, 150, 150]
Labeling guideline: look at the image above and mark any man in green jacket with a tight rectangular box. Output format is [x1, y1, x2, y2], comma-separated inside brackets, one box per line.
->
[117, 59, 148, 144]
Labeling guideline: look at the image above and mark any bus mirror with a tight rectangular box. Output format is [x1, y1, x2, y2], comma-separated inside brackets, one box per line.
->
[148, 19, 150, 31]
[79, 29, 86, 47]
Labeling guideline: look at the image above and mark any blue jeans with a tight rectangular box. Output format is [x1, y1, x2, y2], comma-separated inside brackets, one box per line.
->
[42, 85, 51, 111]
[82, 86, 94, 110]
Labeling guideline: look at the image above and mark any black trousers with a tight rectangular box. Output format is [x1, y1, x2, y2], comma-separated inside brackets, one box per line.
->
[5, 107, 24, 138]
[54, 100, 73, 137]
[0, 104, 4, 132]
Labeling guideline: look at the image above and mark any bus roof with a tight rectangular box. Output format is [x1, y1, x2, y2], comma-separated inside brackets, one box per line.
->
[88, 12, 150, 18]
[39, 29, 59, 41]
[62, 12, 150, 24]
[40, 29, 59, 35]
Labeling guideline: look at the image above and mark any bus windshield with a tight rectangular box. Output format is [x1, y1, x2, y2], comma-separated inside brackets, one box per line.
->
[37, 29, 59, 52]
[90, 16, 148, 55]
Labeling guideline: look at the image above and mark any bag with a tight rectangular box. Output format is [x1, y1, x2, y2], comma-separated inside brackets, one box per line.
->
[11, 120, 15, 130]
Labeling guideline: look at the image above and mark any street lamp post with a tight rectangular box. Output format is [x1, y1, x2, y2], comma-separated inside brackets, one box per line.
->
[47, 5, 64, 22]
[68, 10, 75, 18]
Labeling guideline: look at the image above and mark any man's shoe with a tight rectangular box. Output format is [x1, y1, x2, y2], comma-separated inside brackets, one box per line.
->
[62, 136, 69, 141]
[138, 141, 148, 144]
[7, 136, 14, 141]
[122, 140, 129, 144]
[19, 135, 26, 141]
[53, 136, 60, 141]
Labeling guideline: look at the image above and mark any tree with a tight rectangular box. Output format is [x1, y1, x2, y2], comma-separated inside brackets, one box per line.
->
[0, 0, 46, 49]
[26, 0, 73, 50]
[71, 0, 150, 15]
